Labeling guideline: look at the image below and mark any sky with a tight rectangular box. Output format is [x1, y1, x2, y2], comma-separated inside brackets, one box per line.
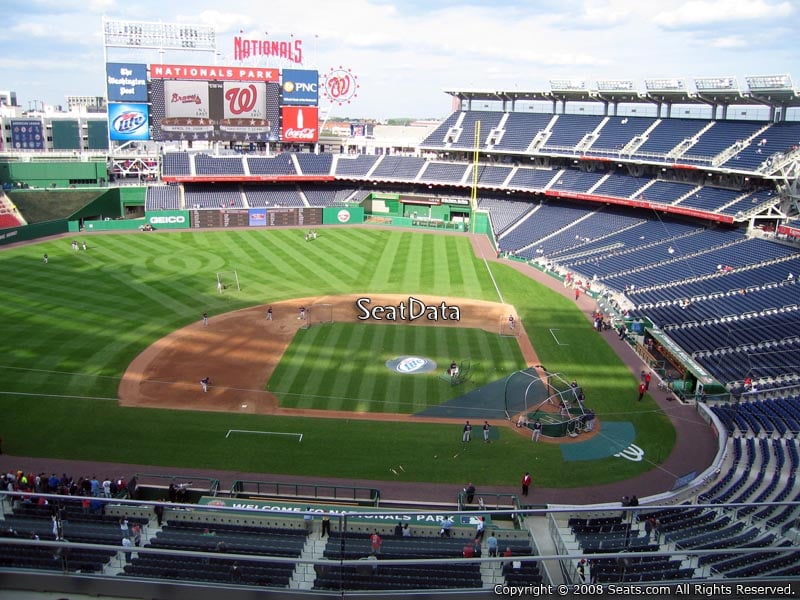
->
[0, 0, 798, 120]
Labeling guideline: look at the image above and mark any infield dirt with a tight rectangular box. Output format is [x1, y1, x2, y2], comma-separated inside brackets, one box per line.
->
[118, 294, 540, 424]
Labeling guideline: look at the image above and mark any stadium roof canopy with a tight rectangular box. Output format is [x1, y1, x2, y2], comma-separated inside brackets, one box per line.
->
[444, 74, 800, 112]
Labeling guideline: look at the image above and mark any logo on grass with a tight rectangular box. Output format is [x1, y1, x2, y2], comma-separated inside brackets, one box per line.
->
[386, 356, 437, 374]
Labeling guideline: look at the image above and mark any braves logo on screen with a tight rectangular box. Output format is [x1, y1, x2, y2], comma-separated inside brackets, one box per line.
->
[225, 85, 258, 115]
[322, 67, 359, 105]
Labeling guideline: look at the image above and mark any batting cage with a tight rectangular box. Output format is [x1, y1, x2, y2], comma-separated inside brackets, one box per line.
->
[215, 270, 240, 293]
[302, 303, 334, 329]
[499, 313, 520, 337]
[504, 368, 591, 438]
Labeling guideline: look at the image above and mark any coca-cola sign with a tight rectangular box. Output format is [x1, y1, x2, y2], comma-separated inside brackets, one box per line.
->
[281, 106, 318, 142]
[284, 128, 316, 140]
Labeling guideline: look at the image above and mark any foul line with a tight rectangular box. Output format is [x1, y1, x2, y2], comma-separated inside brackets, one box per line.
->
[478, 245, 505, 305]
[226, 429, 303, 443]
[549, 328, 568, 346]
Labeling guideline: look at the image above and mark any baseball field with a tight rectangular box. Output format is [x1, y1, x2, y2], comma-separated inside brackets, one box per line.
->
[0, 227, 675, 487]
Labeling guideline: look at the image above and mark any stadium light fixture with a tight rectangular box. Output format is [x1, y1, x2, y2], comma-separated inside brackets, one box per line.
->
[745, 74, 793, 91]
[694, 77, 739, 92]
[644, 78, 686, 92]
[596, 80, 636, 92]
[549, 79, 587, 92]
[103, 18, 217, 52]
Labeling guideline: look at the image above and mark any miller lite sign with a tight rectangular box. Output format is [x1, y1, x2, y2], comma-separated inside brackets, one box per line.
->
[108, 102, 150, 141]
[281, 106, 318, 143]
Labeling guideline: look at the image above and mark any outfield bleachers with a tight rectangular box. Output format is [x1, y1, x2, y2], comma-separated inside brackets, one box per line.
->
[145, 185, 181, 210]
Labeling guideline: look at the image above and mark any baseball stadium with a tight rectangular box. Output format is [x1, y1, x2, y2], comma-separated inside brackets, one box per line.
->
[1, 17, 800, 600]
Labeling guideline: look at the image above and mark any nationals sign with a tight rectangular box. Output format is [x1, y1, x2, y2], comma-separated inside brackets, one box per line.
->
[281, 106, 318, 143]
[150, 63, 278, 82]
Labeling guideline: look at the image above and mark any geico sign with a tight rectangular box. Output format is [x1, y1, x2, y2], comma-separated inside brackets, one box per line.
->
[149, 215, 186, 224]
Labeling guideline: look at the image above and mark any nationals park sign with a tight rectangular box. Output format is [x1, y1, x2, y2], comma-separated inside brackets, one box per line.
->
[198, 496, 485, 526]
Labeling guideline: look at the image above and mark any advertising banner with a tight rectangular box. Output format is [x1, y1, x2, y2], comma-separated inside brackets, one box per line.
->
[150, 63, 278, 82]
[106, 62, 148, 102]
[248, 208, 267, 226]
[281, 69, 319, 106]
[10, 119, 44, 150]
[145, 210, 190, 229]
[281, 106, 318, 143]
[108, 103, 150, 141]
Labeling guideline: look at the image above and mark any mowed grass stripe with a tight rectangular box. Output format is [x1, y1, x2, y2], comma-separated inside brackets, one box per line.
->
[340, 325, 378, 412]
[367, 231, 404, 291]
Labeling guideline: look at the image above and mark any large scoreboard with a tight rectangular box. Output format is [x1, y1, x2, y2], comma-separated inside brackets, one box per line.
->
[190, 207, 323, 228]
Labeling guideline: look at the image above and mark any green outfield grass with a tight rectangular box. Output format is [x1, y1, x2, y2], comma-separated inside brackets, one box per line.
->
[0, 227, 676, 487]
[270, 323, 525, 412]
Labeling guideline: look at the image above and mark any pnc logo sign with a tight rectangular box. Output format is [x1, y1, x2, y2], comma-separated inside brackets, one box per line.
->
[149, 215, 186, 224]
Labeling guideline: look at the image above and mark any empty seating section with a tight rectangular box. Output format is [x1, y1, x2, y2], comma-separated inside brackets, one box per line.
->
[478, 197, 536, 234]
[592, 173, 650, 198]
[124, 520, 304, 587]
[575, 229, 739, 284]
[587, 117, 655, 155]
[419, 112, 460, 147]
[642, 181, 697, 204]
[315, 532, 487, 590]
[499, 203, 596, 252]
[633, 119, 708, 158]
[370, 156, 426, 180]
[334, 154, 379, 177]
[301, 187, 355, 206]
[507, 167, 559, 190]
[628, 256, 800, 306]
[678, 187, 742, 212]
[614, 233, 767, 288]
[476, 165, 512, 187]
[163, 152, 191, 176]
[247, 154, 297, 176]
[549, 169, 605, 194]
[420, 161, 469, 183]
[722, 122, 800, 171]
[518, 210, 645, 260]
[683, 121, 764, 164]
[294, 153, 333, 175]
[493, 113, 553, 152]
[559, 221, 702, 265]
[194, 154, 245, 176]
[719, 189, 778, 217]
[146, 186, 181, 210]
[184, 184, 243, 208]
[244, 186, 304, 207]
[543, 115, 604, 151]
[641, 283, 800, 328]
[450, 111, 503, 149]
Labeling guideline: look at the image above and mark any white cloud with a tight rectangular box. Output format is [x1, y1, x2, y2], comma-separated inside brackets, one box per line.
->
[654, 0, 793, 29]
[709, 35, 748, 48]
[88, 0, 116, 12]
[189, 10, 253, 34]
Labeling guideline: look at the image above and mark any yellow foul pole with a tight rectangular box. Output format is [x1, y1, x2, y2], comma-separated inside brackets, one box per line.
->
[470, 120, 480, 233]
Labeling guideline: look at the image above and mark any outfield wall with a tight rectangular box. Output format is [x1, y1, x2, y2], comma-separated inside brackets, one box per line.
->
[0, 220, 67, 245]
